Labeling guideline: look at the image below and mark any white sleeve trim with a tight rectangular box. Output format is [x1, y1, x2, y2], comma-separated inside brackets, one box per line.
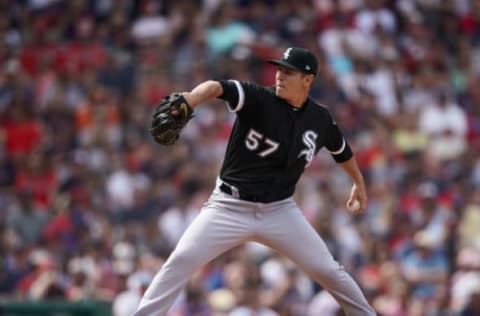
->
[328, 138, 346, 155]
[226, 80, 245, 112]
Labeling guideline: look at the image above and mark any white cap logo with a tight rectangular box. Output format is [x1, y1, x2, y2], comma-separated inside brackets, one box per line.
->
[283, 48, 292, 60]
[306, 65, 310, 70]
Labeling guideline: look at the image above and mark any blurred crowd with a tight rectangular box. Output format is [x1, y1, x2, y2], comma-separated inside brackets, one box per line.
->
[1, 0, 480, 315]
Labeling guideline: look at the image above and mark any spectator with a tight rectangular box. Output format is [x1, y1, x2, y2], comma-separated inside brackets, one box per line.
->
[229, 271, 278, 316]
[6, 191, 48, 247]
[205, 3, 256, 57]
[418, 91, 468, 161]
[371, 262, 409, 315]
[112, 272, 153, 316]
[400, 230, 448, 304]
[457, 187, 480, 249]
[409, 181, 453, 249]
[354, 0, 396, 35]
[131, 0, 173, 45]
[450, 247, 480, 312]
[2, 103, 43, 160]
[14, 151, 57, 211]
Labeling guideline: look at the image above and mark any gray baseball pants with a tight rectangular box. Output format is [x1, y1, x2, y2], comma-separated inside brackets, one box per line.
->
[133, 186, 376, 316]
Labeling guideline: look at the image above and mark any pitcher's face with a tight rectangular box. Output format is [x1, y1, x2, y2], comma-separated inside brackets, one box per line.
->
[275, 66, 312, 102]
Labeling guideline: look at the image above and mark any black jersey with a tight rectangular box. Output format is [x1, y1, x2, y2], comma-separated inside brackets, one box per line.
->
[217, 80, 353, 202]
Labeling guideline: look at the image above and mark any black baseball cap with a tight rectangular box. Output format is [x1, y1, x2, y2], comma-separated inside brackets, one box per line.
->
[268, 47, 318, 75]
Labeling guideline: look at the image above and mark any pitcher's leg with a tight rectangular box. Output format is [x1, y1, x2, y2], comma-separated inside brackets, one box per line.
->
[257, 204, 376, 316]
[133, 206, 251, 316]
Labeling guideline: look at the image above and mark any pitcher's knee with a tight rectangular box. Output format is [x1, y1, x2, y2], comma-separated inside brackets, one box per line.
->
[164, 249, 200, 271]
[308, 261, 347, 287]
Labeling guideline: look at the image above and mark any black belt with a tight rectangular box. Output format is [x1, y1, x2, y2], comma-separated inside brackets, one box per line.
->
[219, 182, 262, 202]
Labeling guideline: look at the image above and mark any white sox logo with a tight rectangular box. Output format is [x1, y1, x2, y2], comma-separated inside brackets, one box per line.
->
[283, 48, 292, 60]
[298, 130, 317, 167]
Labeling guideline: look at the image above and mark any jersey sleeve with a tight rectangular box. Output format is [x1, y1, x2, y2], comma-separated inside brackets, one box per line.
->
[217, 80, 265, 120]
[217, 80, 244, 112]
[324, 111, 353, 163]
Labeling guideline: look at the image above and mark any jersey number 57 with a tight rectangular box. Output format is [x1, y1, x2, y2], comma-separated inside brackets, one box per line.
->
[245, 128, 279, 157]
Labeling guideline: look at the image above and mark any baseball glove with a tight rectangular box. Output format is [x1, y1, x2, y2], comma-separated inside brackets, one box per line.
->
[149, 93, 194, 145]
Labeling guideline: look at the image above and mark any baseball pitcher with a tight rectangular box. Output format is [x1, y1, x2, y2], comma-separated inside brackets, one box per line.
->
[135, 47, 376, 316]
